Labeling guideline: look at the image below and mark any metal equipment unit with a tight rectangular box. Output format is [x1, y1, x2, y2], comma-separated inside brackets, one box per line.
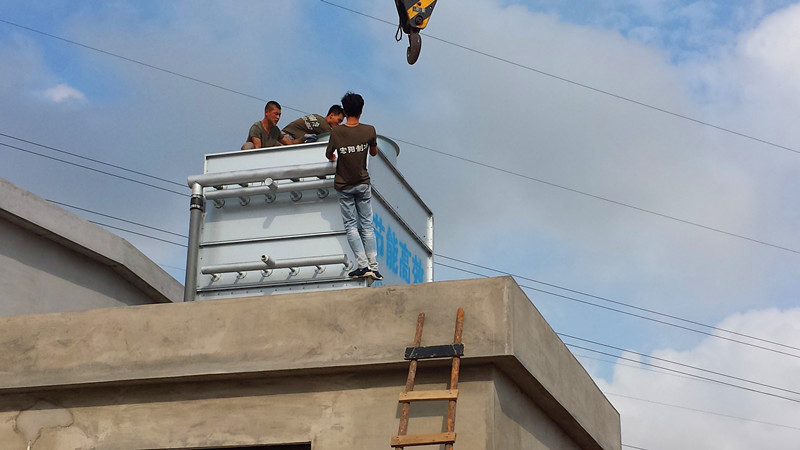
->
[184, 135, 433, 301]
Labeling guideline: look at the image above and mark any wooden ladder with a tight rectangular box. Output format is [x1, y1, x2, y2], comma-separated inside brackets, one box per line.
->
[391, 308, 465, 449]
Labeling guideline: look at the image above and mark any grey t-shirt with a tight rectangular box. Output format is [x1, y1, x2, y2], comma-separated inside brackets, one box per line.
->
[248, 121, 282, 148]
[282, 114, 332, 139]
[326, 123, 378, 191]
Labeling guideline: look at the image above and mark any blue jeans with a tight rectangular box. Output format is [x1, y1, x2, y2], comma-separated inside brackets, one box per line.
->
[338, 184, 379, 271]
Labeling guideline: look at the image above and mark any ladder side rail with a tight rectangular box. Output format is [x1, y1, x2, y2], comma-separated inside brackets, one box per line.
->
[397, 312, 426, 449]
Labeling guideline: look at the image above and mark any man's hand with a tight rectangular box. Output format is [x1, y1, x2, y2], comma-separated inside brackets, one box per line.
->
[326, 152, 336, 162]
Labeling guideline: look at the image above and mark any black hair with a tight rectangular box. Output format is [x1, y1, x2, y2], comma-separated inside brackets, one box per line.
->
[340, 92, 364, 118]
[265, 100, 281, 111]
[327, 104, 344, 116]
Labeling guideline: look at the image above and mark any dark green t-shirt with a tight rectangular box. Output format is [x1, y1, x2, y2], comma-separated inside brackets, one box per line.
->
[282, 114, 332, 139]
[326, 123, 378, 191]
[248, 121, 282, 148]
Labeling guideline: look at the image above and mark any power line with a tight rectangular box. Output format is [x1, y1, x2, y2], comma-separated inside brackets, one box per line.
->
[606, 392, 800, 432]
[49, 199, 189, 238]
[88, 220, 187, 248]
[319, 0, 800, 158]
[40, 199, 798, 361]
[405, 138, 800, 257]
[0, 18, 307, 116]
[559, 333, 800, 396]
[0, 141, 188, 197]
[50, 205, 800, 406]
[435, 254, 800, 353]
[1, 132, 184, 187]
[573, 352, 723, 386]
[2, 18, 798, 259]
[435, 261, 800, 360]
[565, 343, 800, 404]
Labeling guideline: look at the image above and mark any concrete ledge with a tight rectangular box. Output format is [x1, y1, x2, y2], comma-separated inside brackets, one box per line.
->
[0, 277, 619, 449]
[0, 178, 183, 304]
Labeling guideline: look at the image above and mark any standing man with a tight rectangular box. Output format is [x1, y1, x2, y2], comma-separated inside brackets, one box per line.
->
[282, 105, 345, 144]
[242, 101, 292, 150]
[325, 92, 383, 281]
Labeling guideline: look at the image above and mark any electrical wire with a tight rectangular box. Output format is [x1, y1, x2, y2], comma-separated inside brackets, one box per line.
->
[88, 220, 187, 247]
[565, 343, 800, 404]
[573, 352, 723, 386]
[435, 261, 800, 359]
[318, 0, 800, 157]
[559, 333, 800, 396]
[0, 18, 307, 115]
[0, 132, 184, 187]
[606, 392, 800, 432]
[50, 200, 189, 238]
[404, 138, 800, 257]
[1, 18, 798, 258]
[43, 205, 800, 406]
[0, 141, 188, 197]
[435, 254, 800, 353]
[30, 200, 800, 362]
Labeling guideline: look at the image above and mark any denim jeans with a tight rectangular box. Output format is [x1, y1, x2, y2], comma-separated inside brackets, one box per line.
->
[337, 184, 379, 271]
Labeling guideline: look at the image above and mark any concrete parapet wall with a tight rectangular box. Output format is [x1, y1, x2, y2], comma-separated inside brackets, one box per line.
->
[0, 277, 620, 449]
[0, 178, 183, 313]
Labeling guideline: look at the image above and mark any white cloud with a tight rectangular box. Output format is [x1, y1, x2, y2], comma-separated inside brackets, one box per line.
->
[592, 308, 800, 450]
[42, 83, 86, 103]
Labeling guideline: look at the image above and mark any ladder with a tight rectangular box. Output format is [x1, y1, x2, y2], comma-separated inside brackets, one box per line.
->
[391, 308, 465, 449]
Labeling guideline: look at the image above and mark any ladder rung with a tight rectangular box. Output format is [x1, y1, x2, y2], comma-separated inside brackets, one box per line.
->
[391, 432, 456, 447]
[399, 389, 459, 402]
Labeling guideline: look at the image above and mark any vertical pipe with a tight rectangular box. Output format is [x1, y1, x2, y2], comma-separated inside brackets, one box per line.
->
[183, 182, 204, 302]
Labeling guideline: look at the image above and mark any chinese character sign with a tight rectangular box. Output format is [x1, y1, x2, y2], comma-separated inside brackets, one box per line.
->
[372, 212, 426, 284]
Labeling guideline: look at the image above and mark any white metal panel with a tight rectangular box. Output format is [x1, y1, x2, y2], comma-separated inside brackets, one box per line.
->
[191, 136, 431, 298]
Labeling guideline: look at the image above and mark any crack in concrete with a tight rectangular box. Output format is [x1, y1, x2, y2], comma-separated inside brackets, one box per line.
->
[13, 399, 75, 447]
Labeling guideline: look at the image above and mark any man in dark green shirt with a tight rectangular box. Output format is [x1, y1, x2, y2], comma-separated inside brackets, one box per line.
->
[282, 105, 345, 145]
[242, 101, 293, 150]
[325, 92, 383, 281]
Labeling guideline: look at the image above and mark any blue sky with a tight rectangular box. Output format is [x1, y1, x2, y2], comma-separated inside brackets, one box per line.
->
[1, 1, 799, 448]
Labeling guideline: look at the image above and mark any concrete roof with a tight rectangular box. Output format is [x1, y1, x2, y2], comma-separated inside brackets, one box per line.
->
[0, 177, 183, 304]
[0, 276, 620, 449]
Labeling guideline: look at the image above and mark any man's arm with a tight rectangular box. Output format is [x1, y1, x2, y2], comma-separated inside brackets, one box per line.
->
[325, 140, 336, 161]
[251, 137, 262, 149]
[369, 130, 378, 156]
[279, 134, 301, 145]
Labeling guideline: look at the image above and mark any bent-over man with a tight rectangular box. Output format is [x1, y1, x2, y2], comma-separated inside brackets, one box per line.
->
[282, 105, 345, 145]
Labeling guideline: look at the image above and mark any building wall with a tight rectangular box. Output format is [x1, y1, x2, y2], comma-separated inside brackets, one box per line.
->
[0, 277, 620, 450]
[0, 365, 583, 450]
[490, 367, 581, 450]
[0, 219, 155, 316]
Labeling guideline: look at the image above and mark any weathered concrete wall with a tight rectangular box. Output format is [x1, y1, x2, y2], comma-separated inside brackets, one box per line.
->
[0, 219, 155, 315]
[0, 367, 582, 450]
[490, 367, 581, 449]
[0, 177, 183, 316]
[0, 277, 620, 449]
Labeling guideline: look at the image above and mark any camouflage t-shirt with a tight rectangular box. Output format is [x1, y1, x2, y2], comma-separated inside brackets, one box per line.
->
[282, 114, 332, 140]
[326, 123, 378, 191]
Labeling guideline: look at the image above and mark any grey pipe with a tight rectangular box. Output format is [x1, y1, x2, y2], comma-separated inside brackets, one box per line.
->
[204, 178, 334, 201]
[187, 162, 335, 188]
[201, 254, 349, 275]
[183, 182, 204, 302]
